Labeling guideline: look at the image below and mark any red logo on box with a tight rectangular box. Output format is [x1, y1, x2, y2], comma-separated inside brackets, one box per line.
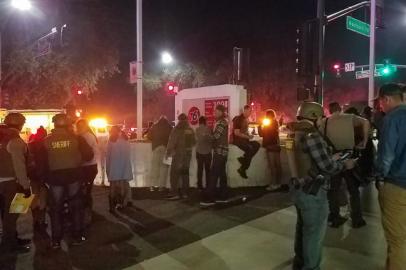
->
[188, 107, 200, 125]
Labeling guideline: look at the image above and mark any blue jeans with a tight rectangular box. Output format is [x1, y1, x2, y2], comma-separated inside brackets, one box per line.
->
[292, 188, 328, 270]
[49, 181, 83, 242]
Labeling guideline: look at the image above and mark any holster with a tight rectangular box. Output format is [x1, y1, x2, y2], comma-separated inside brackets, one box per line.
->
[292, 174, 326, 196]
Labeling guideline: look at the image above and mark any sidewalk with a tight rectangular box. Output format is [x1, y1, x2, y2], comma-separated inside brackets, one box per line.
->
[0, 186, 386, 270]
[130, 207, 386, 270]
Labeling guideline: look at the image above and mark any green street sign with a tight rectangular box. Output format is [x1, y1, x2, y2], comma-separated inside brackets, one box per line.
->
[346, 16, 370, 37]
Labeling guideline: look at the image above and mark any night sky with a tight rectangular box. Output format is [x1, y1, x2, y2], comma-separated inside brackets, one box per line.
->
[1, 0, 406, 123]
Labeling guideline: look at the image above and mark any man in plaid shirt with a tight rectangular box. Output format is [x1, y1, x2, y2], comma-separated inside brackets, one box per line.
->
[292, 102, 356, 270]
[200, 104, 229, 206]
[301, 132, 343, 177]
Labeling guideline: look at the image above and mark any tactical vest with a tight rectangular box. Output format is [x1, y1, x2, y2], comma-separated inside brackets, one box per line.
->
[0, 129, 19, 178]
[44, 128, 81, 171]
[323, 113, 355, 151]
[285, 121, 315, 179]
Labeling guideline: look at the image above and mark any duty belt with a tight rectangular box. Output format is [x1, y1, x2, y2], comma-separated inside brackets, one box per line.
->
[291, 175, 326, 196]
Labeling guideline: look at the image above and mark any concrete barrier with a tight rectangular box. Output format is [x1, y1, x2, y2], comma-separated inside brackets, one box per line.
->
[93, 141, 380, 217]
[94, 141, 291, 188]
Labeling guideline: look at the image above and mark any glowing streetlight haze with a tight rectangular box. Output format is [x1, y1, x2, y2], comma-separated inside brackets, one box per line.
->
[11, 0, 32, 11]
[161, 51, 173, 65]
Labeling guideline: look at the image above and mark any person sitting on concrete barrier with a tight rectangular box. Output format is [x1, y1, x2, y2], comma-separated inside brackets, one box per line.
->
[258, 109, 288, 193]
[232, 105, 260, 179]
[195, 116, 213, 190]
[166, 113, 196, 200]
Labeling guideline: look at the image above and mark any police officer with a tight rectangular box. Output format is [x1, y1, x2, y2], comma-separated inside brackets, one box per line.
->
[321, 102, 369, 228]
[43, 114, 93, 249]
[287, 102, 356, 270]
[0, 113, 31, 254]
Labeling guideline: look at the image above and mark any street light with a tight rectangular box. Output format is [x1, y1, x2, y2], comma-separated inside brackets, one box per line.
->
[1, 0, 33, 107]
[161, 51, 173, 65]
[11, 0, 32, 11]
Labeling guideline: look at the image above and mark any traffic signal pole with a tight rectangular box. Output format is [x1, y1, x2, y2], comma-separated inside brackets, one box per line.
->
[368, 0, 376, 107]
[313, 1, 372, 105]
[136, 0, 143, 140]
[316, 0, 325, 105]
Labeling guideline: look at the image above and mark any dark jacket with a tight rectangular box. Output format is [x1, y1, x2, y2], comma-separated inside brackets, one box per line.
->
[377, 105, 406, 188]
[167, 120, 196, 157]
[258, 121, 280, 151]
[148, 118, 173, 150]
[28, 139, 48, 182]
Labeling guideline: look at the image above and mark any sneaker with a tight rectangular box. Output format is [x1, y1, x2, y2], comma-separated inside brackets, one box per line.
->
[352, 219, 367, 229]
[71, 236, 86, 246]
[237, 168, 248, 179]
[328, 216, 348, 228]
[266, 184, 281, 192]
[215, 198, 229, 203]
[200, 201, 216, 207]
[51, 241, 61, 250]
[167, 195, 181, 201]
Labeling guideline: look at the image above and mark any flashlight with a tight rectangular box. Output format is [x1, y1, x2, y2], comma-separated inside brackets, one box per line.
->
[262, 118, 271, 127]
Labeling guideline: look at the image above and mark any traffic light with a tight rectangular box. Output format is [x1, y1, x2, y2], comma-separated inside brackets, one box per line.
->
[77, 90, 83, 95]
[333, 63, 341, 77]
[165, 82, 178, 96]
[381, 60, 397, 76]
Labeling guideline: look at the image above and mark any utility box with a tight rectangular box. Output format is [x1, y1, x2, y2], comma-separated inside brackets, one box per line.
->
[175, 84, 247, 128]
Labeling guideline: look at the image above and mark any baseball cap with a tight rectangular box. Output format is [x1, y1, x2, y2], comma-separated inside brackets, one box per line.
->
[374, 83, 404, 100]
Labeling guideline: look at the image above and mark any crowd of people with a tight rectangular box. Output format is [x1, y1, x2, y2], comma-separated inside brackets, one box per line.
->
[0, 113, 135, 252]
[289, 83, 406, 270]
[0, 83, 405, 270]
[146, 103, 284, 205]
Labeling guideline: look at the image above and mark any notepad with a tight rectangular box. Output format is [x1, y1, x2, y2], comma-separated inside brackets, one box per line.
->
[9, 193, 35, 214]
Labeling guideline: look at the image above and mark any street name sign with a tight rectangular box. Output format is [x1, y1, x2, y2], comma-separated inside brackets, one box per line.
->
[345, 62, 355, 72]
[346, 16, 370, 37]
[355, 70, 383, 80]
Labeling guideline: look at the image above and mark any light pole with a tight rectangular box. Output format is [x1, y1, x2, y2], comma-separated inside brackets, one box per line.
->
[0, 0, 32, 107]
[368, 0, 376, 107]
[136, 0, 143, 140]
